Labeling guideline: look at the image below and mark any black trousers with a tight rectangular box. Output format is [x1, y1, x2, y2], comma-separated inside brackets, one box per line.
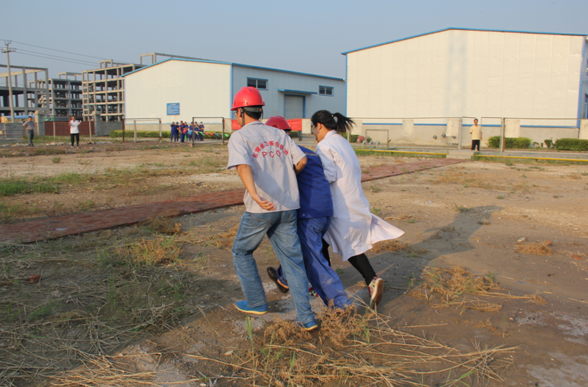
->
[471, 139, 480, 151]
[71, 133, 79, 146]
[27, 130, 34, 145]
[322, 239, 376, 286]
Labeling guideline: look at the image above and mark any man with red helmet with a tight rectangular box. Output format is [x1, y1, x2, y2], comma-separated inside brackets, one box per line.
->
[265, 116, 351, 310]
[227, 88, 318, 331]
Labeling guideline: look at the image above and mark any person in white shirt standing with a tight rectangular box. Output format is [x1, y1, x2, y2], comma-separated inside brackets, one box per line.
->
[311, 110, 404, 308]
[69, 116, 81, 148]
[227, 87, 318, 331]
[470, 118, 482, 151]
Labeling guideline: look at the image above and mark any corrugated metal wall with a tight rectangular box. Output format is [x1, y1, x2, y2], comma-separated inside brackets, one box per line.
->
[44, 121, 93, 136]
[124, 61, 232, 124]
[347, 30, 585, 119]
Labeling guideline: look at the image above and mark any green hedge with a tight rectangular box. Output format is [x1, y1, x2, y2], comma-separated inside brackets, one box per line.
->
[487, 136, 532, 149]
[339, 133, 360, 142]
[554, 138, 588, 151]
[109, 130, 230, 140]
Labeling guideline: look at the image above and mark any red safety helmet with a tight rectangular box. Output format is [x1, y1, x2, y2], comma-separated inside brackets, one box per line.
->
[265, 116, 291, 131]
[231, 87, 265, 111]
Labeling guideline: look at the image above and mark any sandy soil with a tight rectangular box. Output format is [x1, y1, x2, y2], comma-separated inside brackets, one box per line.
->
[0, 144, 587, 386]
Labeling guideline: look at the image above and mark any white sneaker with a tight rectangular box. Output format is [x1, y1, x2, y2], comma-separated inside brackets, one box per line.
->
[368, 277, 384, 309]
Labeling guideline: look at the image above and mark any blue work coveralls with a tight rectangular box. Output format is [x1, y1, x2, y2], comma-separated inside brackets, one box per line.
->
[275, 146, 351, 309]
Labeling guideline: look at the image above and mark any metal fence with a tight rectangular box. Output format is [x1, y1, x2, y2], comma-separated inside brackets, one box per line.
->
[348, 117, 588, 151]
[1, 123, 25, 140]
[122, 118, 162, 143]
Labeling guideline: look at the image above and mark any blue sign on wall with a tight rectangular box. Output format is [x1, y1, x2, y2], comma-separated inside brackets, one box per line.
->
[167, 103, 180, 115]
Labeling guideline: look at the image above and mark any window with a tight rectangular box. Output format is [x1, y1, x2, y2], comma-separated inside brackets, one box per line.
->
[247, 78, 267, 90]
[319, 86, 334, 96]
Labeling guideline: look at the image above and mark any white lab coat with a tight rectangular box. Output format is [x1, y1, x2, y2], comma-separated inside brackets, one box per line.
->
[315, 130, 404, 261]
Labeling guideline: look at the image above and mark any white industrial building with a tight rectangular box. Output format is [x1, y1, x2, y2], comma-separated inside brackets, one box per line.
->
[343, 28, 588, 119]
[122, 58, 345, 126]
[341, 28, 588, 146]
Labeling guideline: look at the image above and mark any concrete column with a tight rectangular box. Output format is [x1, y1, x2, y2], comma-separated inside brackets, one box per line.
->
[580, 119, 588, 140]
[35, 111, 46, 136]
[403, 119, 414, 136]
[22, 68, 28, 115]
[505, 119, 521, 138]
[301, 118, 311, 134]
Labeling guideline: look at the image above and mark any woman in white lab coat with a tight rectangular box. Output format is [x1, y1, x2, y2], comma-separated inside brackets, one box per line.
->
[311, 110, 404, 308]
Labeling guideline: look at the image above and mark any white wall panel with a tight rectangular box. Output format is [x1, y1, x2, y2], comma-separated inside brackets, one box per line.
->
[347, 30, 585, 120]
[124, 60, 231, 123]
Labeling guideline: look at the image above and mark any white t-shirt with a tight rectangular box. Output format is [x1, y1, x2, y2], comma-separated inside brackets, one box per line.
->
[227, 121, 305, 213]
[70, 120, 80, 134]
[470, 125, 482, 140]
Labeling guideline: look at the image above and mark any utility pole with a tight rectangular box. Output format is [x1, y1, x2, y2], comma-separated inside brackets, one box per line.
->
[2, 41, 16, 123]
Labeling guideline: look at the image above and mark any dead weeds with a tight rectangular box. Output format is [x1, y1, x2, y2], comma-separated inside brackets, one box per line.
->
[409, 267, 546, 311]
[191, 307, 515, 386]
[0, 231, 198, 387]
[516, 241, 553, 255]
[205, 225, 239, 249]
[115, 235, 182, 266]
[141, 216, 183, 235]
[371, 240, 408, 253]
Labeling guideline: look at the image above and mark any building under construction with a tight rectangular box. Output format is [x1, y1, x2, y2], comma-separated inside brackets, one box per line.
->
[81, 54, 207, 122]
[34, 72, 83, 120]
[0, 64, 49, 120]
[82, 60, 142, 122]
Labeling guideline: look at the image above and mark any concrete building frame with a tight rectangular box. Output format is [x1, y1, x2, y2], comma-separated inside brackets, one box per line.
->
[82, 60, 143, 122]
[34, 72, 83, 120]
[0, 64, 49, 119]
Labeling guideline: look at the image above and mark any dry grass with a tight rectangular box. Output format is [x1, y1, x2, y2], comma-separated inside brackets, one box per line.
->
[371, 240, 408, 253]
[0, 232, 195, 387]
[190, 307, 515, 386]
[115, 235, 182, 266]
[409, 267, 546, 311]
[516, 241, 553, 255]
[141, 216, 183, 235]
[206, 225, 239, 249]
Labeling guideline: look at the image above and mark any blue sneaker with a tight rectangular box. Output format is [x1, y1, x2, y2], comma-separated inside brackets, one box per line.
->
[234, 300, 268, 315]
[295, 320, 319, 332]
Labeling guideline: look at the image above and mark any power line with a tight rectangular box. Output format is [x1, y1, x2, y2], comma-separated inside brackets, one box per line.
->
[16, 48, 97, 66]
[0, 39, 132, 65]
[9, 39, 127, 62]
[15, 51, 99, 67]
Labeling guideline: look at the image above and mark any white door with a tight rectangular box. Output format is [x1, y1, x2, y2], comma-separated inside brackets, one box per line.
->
[284, 95, 304, 118]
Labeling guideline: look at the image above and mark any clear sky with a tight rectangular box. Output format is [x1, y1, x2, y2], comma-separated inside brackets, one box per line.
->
[2, 0, 587, 79]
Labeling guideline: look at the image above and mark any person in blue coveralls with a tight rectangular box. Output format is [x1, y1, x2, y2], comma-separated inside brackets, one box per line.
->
[265, 116, 351, 310]
[189, 122, 196, 143]
[170, 122, 178, 142]
[181, 121, 188, 143]
[227, 87, 318, 331]
[197, 121, 205, 141]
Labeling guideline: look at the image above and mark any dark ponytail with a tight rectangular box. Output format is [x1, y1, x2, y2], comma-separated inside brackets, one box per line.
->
[311, 110, 354, 134]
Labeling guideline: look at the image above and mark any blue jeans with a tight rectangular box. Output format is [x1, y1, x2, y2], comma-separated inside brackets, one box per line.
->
[277, 217, 351, 309]
[232, 210, 315, 325]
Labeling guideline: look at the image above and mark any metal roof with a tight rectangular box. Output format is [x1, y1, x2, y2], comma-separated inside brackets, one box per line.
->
[122, 58, 344, 81]
[342, 27, 588, 55]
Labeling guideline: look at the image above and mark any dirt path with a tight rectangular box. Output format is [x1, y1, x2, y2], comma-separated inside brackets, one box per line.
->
[0, 147, 587, 386]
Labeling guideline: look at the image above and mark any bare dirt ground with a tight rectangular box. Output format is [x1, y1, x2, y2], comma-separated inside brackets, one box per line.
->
[1, 143, 587, 386]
